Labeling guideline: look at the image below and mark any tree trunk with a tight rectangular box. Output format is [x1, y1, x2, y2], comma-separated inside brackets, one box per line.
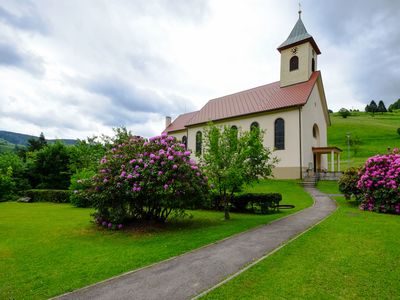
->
[223, 193, 230, 220]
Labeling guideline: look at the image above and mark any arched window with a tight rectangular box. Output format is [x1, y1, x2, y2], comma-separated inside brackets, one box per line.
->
[313, 124, 319, 139]
[274, 118, 285, 150]
[290, 56, 299, 71]
[230, 125, 238, 149]
[311, 58, 315, 72]
[182, 136, 187, 149]
[250, 122, 259, 131]
[195, 131, 202, 155]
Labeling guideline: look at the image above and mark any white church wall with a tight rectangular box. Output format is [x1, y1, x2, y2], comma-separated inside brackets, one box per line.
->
[168, 130, 187, 143]
[184, 108, 302, 179]
[301, 83, 328, 171]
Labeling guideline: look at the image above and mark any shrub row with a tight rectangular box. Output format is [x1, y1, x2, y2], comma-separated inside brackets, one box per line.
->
[232, 193, 282, 214]
[24, 189, 70, 203]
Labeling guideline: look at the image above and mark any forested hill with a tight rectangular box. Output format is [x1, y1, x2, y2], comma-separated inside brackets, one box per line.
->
[0, 130, 76, 147]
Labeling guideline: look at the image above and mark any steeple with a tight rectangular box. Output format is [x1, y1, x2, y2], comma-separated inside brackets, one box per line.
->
[278, 11, 321, 87]
[277, 12, 320, 55]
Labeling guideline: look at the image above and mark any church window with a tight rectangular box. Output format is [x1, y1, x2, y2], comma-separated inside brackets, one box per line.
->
[250, 122, 259, 131]
[230, 126, 238, 149]
[312, 58, 315, 72]
[290, 56, 299, 71]
[313, 124, 319, 138]
[195, 131, 202, 155]
[274, 118, 285, 150]
[182, 135, 187, 149]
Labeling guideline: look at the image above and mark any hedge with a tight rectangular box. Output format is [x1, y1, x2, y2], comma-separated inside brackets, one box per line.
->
[232, 193, 282, 214]
[24, 189, 71, 203]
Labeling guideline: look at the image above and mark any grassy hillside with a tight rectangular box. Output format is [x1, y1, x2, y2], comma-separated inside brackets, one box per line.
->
[0, 138, 19, 153]
[327, 111, 400, 169]
[0, 130, 76, 153]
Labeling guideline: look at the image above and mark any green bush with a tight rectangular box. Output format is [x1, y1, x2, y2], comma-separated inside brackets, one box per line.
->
[231, 194, 252, 212]
[0, 152, 30, 197]
[69, 169, 96, 207]
[0, 167, 16, 202]
[28, 141, 71, 189]
[24, 189, 70, 203]
[339, 108, 351, 118]
[397, 128, 400, 136]
[338, 168, 361, 200]
[232, 193, 282, 214]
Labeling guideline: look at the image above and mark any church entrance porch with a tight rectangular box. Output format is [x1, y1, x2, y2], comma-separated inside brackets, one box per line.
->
[308, 147, 343, 180]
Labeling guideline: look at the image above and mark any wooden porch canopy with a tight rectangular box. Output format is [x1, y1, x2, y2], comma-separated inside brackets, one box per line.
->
[312, 147, 343, 172]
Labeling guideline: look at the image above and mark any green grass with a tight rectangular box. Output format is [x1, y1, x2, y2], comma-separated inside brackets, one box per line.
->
[203, 197, 400, 299]
[0, 180, 312, 299]
[328, 111, 400, 169]
[316, 180, 340, 194]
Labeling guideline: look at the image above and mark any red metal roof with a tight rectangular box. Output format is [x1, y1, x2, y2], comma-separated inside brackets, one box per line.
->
[164, 111, 197, 133]
[166, 71, 320, 131]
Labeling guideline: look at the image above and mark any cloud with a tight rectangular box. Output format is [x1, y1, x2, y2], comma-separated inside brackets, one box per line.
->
[309, 0, 400, 105]
[84, 76, 195, 116]
[0, 42, 44, 75]
[0, 4, 47, 33]
[0, 0, 399, 140]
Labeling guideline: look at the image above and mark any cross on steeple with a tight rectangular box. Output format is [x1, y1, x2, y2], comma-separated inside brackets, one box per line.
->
[298, 2, 302, 18]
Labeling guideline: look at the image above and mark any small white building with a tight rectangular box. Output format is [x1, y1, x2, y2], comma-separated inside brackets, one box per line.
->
[164, 13, 341, 179]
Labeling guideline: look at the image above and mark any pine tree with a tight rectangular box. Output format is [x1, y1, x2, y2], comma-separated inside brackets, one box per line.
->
[377, 100, 387, 113]
[27, 132, 47, 152]
[369, 100, 378, 115]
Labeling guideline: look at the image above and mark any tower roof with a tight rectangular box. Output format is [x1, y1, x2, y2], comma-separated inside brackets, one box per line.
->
[277, 14, 321, 54]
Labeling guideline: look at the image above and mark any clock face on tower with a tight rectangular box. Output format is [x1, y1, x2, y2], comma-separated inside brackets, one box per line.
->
[291, 47, 298, 55]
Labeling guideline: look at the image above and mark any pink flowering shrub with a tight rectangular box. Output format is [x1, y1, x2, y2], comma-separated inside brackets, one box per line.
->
[357, 148, 400, 214]
[90, 133, 208, 225]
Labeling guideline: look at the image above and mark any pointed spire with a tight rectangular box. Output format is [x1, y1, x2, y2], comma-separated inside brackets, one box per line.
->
[277, 9, 321, 54]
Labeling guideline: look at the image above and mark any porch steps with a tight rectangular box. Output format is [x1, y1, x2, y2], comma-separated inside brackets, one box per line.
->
[301, 175, 318, 188]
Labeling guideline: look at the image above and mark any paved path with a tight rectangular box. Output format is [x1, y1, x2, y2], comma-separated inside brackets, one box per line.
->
[54, 187, 336, 300]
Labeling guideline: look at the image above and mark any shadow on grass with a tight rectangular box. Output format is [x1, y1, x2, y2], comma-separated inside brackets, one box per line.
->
[81, 209, 288, 237]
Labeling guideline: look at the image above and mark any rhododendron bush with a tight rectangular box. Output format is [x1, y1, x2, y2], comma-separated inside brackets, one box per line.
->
[357, 149, 400, 214]
[90, 133, 208, 226]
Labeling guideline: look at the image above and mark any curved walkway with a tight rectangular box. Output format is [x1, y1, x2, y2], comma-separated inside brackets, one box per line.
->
[54, 187, 336, 300]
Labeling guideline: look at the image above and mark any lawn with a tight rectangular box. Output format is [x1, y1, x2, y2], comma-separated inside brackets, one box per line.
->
[203, 194, 400, 299]
[0, 180, 312, 299]
[316, 180, 341, 194]
[328, 111, 400, 169]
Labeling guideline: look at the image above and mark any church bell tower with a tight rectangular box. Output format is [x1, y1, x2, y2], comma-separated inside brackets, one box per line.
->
[278, 9, 321, 88]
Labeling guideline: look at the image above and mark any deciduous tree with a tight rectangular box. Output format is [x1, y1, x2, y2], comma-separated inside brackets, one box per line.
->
[201, 124, 278, 220]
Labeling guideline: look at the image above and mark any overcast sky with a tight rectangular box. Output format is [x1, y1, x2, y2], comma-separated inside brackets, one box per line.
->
[0, 0, 399, 139]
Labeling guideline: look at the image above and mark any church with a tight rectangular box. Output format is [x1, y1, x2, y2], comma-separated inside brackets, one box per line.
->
[164, 12, 341, 179]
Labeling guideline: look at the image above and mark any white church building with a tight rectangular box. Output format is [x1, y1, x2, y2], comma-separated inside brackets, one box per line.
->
[164, 13, 341, 179]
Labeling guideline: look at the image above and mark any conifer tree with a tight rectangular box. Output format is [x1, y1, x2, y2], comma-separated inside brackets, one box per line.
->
[377, 100, 387, 113]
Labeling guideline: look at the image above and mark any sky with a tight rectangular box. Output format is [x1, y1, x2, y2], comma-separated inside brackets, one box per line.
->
[0, 0, 399, 139]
